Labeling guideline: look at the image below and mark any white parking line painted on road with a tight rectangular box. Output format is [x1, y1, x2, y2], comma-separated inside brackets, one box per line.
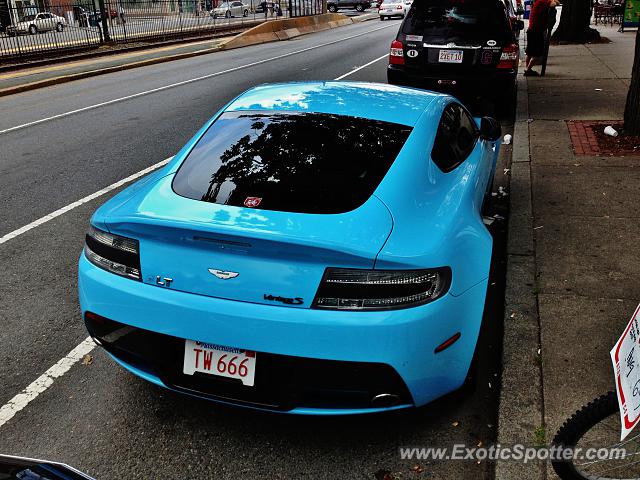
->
[0, 158, 171, 245]
[0, 23, 395, 136]
[0, 337, 95, 428]
[0, 53, 390, 429]
[333, 53, 388, 80]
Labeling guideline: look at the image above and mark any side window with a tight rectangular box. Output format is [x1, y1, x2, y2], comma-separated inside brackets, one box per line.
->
[431, 103, 479, 172]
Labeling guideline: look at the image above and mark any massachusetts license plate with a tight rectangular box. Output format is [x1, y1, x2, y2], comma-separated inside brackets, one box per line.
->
[183, 340, 256, 386]
[438, 49, 463, 63]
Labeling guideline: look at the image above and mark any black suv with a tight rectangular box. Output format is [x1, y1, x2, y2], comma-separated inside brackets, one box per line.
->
[327, 0, 372, 12]
[387, 0, 523, 108]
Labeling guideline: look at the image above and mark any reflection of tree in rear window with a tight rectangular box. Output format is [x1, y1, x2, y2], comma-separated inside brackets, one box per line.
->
[172, 111, 413, 214]
[403, 0, 512, 42]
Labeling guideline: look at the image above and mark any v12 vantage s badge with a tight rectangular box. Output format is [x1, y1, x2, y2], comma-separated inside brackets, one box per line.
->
[263, 294, 304, 305]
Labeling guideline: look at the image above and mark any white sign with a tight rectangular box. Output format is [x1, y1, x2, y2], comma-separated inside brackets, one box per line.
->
[611, 304, 640, 440]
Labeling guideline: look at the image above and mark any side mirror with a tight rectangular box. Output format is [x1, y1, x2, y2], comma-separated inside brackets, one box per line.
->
[515, 19, 525, 30]
[480, 116, 502, 142]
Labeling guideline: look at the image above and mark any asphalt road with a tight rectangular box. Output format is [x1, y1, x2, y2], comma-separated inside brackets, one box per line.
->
[0, 18, 511, 480]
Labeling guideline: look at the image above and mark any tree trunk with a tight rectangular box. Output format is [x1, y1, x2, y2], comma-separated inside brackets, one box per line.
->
[551, 0, 600, 43]
[624, 27, 640, 136]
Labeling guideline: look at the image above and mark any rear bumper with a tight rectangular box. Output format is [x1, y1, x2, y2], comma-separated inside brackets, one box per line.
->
[79, 254, 488, 414]
[387, 64, 516, 98]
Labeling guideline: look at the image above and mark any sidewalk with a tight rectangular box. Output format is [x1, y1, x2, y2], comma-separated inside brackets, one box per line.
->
[496, 24, 640, 479]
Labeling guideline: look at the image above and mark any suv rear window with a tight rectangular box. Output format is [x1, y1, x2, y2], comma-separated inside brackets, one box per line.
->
[403, 0, 512, 44]
[172, 111, 412, 214]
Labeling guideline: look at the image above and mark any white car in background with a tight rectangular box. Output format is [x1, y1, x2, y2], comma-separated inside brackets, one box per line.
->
[210, 1, 250, 17]
[6, 12, 67, 35]
[379, 0, 411, 19]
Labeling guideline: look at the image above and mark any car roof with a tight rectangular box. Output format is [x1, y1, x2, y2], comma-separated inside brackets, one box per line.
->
[225, 82, 442, 127]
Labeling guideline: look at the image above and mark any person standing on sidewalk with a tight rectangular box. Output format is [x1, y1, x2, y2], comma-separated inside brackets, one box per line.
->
[524, 0, 559, 76]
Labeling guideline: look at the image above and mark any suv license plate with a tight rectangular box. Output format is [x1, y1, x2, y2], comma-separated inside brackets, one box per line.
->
[183, 339, 256, 386]
[438, 50, 463, 63]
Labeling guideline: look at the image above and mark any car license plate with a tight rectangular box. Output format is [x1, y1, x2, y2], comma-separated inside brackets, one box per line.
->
[438, 50, 463, 63]
[183, 339, 256, 386]
[385, 8, 393, 11]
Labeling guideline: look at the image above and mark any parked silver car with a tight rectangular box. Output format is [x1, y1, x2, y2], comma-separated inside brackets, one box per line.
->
[6, 12, 67, 36]
[378, 0, 411, 19]
[210, 1, 250, 17]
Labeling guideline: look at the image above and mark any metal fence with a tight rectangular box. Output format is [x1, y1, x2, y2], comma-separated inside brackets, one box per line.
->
[0, 2, 103, 59]
[0, 0, 323, 62]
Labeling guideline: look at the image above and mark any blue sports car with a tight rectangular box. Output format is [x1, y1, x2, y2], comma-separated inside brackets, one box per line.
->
[79, 82, 501, 414]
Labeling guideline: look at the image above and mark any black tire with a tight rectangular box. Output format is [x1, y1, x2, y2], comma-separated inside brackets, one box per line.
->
[225, 10, 231, 17]
[379, 15, 384, 20]
[355, 3, 364, 11]
[56, 22, 64, 32]
[28, 24, 37, 35]
[328, 4, 337, 12]
[243, 9, 248, 16]
[551, 392, 620, 480]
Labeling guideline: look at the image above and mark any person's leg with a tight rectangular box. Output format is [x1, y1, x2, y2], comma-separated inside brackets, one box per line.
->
[527, 56, 537, 70]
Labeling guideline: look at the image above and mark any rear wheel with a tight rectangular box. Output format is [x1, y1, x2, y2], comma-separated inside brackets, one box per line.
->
[243, 9, 248, 16]
[328, 4, 337, 12]
[225, 10, 231, 17]
[355, 3, 364, 11]
[379, 15, 384, 20]
[56, 22, 64, 32]
[28, 24, 37, 35]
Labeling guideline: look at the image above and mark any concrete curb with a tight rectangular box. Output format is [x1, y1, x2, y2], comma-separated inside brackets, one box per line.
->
[219, 13, 361, 50]
[0, 23, 257, 74]
[0, 44, 225, 97]
[494, 74, 546, 480]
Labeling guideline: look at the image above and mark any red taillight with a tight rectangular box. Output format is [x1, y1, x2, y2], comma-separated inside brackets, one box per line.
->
[389, 40, 404, 65]
[497, 43, 519, 69]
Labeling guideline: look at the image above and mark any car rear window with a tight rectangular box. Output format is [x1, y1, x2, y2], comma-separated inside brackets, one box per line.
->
[403, 0, 512, 44]
[172, 111, 413, 214]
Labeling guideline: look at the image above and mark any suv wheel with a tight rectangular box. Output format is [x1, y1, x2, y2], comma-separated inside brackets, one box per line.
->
[355, 3, 364, 11]
[56, 22, 64, 32]
[225, 10, 231, 17]
[28, 24, 37, 34]
[328, 4, 337, 12]
[243, 9, 248, 16]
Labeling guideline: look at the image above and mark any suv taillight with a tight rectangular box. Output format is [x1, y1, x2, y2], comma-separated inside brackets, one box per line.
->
[390, 40, 404, 65]
[498, 43, 519, 69]
[312, 267, 451, 311]
[84, 226, 141, 280]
